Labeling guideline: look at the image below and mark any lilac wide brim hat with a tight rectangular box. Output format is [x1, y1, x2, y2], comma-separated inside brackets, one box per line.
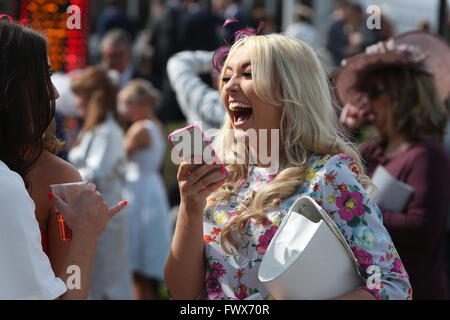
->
[335, 31, 450, 106]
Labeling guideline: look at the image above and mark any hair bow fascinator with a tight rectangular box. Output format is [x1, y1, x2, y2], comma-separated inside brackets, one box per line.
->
[212, 19, 264, 74]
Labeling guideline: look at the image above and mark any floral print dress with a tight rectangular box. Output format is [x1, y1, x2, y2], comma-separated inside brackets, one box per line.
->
[202, 154, 412, 300]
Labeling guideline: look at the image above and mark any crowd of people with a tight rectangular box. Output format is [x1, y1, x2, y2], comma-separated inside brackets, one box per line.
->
[0, 0, 450, 301]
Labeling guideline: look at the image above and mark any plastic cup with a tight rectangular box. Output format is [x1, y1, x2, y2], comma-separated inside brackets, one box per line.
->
[50, 181, 89, 242]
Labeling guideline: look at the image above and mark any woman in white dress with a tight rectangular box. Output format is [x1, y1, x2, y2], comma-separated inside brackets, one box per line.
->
[120, 79, 172, 300]
[69, 67, 133, 300]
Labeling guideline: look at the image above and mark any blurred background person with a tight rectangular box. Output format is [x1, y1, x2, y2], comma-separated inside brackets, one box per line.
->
[326, 2, 379, 68]
[95, 0, 137, 41]
[222, 0, 248, 24]
[285, 4, 318, 50]
[148, 0, 187, 124]
[100, 28, 154, 90]
[337, 32, 450, 299]
[167, 50, 225, 132]
[177, 0, 222, 52]
[119, 79, 172, 300]
[69, 67, 133, 300]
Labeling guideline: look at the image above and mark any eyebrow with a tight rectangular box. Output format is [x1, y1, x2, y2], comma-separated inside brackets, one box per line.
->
[225, 61, 252, 72]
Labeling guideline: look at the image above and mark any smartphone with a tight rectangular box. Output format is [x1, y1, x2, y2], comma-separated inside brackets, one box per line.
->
[168, 124, 228, 184]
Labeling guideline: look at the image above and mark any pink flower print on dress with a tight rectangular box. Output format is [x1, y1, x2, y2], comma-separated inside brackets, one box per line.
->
[206, 273, 225, 300]
[255, 174, 266, 187]
[234, 284, 249, 300]
[338, 153, 353, 161]
[211, 262, 226, 278]
[335, 190, 365, 221]
[391, 257, 408, 278]
[256, 225, 278, 255]
[351, 246, 373, 271]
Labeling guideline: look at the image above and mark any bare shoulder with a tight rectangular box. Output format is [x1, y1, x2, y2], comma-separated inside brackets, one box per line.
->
[127, 120, 148, 136]
[126, 120, 151, 142]
[34, 150, 82, 185]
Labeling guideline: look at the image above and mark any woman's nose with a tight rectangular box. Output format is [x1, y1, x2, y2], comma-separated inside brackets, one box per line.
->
[223, 76, 239, 93]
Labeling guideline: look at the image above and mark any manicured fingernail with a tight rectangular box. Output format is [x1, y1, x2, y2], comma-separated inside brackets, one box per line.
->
[48, 193, 54, 200]
[124, 201, 128, 206]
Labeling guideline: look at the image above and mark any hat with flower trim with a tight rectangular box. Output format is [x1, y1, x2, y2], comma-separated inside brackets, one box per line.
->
[335, 31, 450, 106]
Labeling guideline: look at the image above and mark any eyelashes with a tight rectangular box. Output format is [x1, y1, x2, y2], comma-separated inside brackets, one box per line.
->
[222, 72, 252, 82]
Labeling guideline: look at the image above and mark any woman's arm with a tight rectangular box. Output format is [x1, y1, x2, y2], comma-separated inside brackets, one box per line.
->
[164, 203, 206, 299]
[45, 156, 84, 295]
[166, 50, 225, 128]
[164, 161, 225, 299]
[123, 122, 151, 158]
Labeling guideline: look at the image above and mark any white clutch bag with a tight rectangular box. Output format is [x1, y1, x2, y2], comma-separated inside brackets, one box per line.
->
[258, 195, 366, 300]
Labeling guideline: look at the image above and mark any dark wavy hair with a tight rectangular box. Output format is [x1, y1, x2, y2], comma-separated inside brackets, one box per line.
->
[365, 66, 448, 145]
[0, 21, 55, 187]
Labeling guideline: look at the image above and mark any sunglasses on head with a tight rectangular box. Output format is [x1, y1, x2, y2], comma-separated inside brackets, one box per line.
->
[366, 84, 386, 100]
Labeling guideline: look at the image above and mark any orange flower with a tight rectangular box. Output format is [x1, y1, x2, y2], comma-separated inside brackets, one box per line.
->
[239, 284, 248, 293]
[211, 227, 222, 236]
[324, 170, 337, 185]
[337, 184, 347, 191]
[235, 269, 244, 280]
[204, 235, 217, 243]
[349, 162, 360, 176]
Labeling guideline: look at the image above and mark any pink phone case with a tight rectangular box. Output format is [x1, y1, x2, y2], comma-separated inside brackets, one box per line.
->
[168, 124, 228, 184]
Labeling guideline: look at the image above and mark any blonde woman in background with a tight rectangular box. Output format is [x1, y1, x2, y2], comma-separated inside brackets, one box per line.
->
[164, 34, 412, 300]
[119, 79, 171, 300]
[69, 67, 133, 300]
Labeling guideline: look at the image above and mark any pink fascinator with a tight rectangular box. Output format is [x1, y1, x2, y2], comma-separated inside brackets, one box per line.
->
[211, 19, 264, 74]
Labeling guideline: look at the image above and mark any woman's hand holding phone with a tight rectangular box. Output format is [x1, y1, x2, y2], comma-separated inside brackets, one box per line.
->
[169, 124, 228, 216]
[177, 161, 225, 216]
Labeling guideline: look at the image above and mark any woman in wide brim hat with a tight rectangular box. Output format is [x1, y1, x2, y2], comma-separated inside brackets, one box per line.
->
[337, 31, 450, 299]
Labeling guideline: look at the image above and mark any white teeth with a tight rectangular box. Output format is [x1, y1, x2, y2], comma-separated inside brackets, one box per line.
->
[229, 102, 252, 111]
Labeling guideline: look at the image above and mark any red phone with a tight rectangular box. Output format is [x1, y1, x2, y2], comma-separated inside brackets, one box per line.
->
[168, 124, 228, 184]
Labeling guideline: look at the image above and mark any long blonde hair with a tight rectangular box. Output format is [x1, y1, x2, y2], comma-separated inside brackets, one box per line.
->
[208, 34, 369, 254]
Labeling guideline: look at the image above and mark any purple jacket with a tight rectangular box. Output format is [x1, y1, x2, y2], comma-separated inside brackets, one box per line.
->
[361, 139, 450, 299]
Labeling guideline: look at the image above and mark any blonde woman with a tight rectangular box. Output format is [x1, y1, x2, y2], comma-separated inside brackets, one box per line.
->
[164, 34, 412, 300]
[119, 79, 171, 300]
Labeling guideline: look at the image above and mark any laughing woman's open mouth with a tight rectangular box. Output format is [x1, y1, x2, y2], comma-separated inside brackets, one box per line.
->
[229, 101, 253, 129]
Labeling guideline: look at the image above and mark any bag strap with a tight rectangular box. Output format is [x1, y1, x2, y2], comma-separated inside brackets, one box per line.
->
[291, 196, 368, 281]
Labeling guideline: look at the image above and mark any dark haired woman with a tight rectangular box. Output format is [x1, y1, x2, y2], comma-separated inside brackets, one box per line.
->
[338, 32, 450, 299]
[28, 120, 83, 275]
[0, 20, 126, 299]
[69, 66, 133, 299]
